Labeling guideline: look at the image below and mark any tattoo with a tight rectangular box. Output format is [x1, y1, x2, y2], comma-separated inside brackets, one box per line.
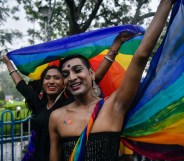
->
[63, 116, 72, 125]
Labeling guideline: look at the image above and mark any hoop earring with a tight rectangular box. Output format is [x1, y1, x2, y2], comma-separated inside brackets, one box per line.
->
[39, 90, 44, 100]
[92, 80, 101, 97]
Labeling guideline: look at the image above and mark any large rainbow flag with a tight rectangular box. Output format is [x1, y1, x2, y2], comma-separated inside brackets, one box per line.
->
[6, 0, 184, 159]
[121, 0, 184, 160]
[7, 25, 144, 96]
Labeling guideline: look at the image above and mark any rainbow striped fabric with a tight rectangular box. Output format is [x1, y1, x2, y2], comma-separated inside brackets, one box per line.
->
[7, 25, 144, 97]
[7, 0, 184, 159]
[69, 98, 104, 161]
[121, 0, 184, 160]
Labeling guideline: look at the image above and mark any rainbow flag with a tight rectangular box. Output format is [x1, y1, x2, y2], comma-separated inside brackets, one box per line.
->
[121, 0, 184, 160]
[7, 25, 144, 96]
[8, 0, 184, 158]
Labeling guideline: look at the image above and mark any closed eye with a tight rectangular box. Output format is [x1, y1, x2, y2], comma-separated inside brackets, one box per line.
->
[62, 71, 69, 79]
[73, 66, 83, 73]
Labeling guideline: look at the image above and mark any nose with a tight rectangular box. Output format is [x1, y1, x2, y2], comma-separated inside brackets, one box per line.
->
[68, 72, 77, 81]
[49, 77, 55, 84]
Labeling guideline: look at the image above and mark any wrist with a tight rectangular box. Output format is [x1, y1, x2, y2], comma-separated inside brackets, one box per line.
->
[104, 48, 119, 63]
[9, 69, 18, 75]
[104, 55, 114, 62]
[107, 48, 118, 57]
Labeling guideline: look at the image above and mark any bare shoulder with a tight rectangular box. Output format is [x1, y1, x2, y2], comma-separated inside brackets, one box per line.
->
[50, 102, 75, 122]
[49, 102, 76, 136]
[51, 105, 67, 117]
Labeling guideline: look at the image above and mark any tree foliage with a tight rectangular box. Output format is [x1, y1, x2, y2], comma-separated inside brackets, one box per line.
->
[0, 70, 29, 100]
[0, 0, 22, 48]
[0, 90, 5, 100]
[16, 0, 155, 43]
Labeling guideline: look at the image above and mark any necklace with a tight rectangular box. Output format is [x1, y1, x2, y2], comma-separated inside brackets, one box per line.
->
[46, 87, 66, 110]
[47, 102, 55, 110]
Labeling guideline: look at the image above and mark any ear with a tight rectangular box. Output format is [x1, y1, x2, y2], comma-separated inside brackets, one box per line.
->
[89, 68, 95, 80]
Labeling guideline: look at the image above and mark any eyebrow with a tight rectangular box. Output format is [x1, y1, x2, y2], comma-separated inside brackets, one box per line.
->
[62, 64, 83, 71]
[45, 73, 61, 76]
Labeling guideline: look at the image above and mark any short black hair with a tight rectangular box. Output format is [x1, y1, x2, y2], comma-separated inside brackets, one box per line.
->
[60, 54, 91, 70]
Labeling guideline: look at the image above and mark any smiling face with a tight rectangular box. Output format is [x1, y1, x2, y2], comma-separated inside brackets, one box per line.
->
[61, 58, 95, 96]
[42, 68, 64, 95]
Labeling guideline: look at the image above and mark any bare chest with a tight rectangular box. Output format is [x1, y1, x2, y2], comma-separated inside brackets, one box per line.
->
[58, 110, 92, 137]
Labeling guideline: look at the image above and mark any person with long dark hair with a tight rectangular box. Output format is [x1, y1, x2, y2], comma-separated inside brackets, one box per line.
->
[1, 30, 136, 161]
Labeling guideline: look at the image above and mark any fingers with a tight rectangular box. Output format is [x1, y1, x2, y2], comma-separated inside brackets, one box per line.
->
[120, 30, 135, 37]
[121, 32, 143, 42]
[0, 49, 8, 62]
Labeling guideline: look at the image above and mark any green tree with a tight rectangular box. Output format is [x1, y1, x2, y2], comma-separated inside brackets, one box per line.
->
[0, 0, 22, 48]
[0, 70, 29, 101]
[0, 90, 5, 100]
[17, 0, 155, 43]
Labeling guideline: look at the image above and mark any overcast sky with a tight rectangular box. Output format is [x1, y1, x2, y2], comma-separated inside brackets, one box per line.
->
[4, 0, 159, 50]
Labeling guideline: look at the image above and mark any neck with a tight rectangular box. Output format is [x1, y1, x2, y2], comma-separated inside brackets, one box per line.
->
[47, 102, 55, 110]
[75, 92, 99, 108]
[48, 95, 57, 103]
[47, 94, 60, 109]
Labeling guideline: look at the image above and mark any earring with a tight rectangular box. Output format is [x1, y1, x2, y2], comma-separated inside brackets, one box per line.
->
[63, 89, 68, 98]
[55, 87, 66, 103]
[92, 80, 101, 97]
[39, 90, 44, 100]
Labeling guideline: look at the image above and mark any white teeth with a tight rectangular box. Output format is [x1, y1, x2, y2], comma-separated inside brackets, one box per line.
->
[48, 86, 56, 89]
[71, 83, 80, 87]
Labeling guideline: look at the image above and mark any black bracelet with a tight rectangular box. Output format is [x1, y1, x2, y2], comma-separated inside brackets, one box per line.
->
[9, 70, 17, 75]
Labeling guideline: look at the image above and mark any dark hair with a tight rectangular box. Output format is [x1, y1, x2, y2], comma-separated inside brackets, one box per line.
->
[28, 80, 42, 95]
[25, 80, 41, 115]
[60, 54, 91, 70]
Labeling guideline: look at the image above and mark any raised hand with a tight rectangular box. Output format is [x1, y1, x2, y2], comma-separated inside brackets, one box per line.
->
[110, 30, 141, 52]
[114, 30, 141, 44]
[0, 49, 8, 62]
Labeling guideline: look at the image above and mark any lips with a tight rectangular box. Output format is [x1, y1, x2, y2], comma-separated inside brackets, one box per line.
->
[48, 86, 57, 91]
[69, 82, 81, 91]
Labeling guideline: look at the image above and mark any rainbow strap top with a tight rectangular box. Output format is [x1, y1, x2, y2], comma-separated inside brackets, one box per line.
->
[69, 98, 105, 161]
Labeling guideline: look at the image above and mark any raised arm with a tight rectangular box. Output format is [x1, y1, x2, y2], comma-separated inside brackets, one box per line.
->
[95, 31, 139, 84]
[115, 0, 174, 113]
[2, 54, 23, 85]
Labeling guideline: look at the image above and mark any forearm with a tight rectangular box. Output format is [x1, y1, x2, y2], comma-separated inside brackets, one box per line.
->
[95, 49, 118, 83]
[116, 0, 174, 112]
[95, 31, 137, 83]
[3, 57, 23, 85]
[95, 30, 139, 83]
[139, 0, 173, 55]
